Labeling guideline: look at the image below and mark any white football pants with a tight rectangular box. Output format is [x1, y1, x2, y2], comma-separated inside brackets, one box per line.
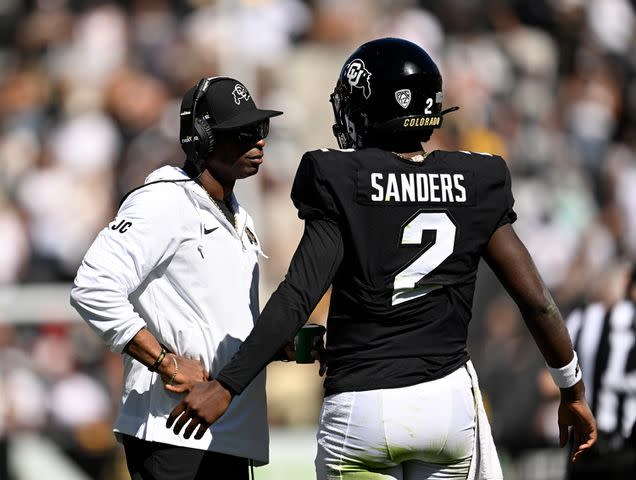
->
[315, 366, 476, 480]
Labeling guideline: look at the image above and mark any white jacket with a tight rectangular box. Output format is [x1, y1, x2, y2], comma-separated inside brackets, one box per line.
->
[70, 166, 269, 464]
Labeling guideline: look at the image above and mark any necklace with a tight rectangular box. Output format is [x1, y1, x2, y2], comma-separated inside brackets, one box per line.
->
[393, 151, 428, 163]
[204, 190, 237, 231]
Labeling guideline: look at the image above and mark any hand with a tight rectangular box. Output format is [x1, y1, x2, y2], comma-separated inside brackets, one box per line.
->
[160, 354, 208, 391]
[166, 380, 232, 440]
[311, 331, 327, 377]
[277, 325, 327, 376]
[280, 340, 296, 361]
[558, 381, 597, 463]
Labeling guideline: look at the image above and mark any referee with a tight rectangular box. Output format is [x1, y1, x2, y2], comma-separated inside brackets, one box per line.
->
[565, 266, 636, 479]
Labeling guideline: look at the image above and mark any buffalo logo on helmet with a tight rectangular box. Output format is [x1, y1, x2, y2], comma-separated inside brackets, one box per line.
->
[395, 89, 411, 109]
[232, 84, 251, 105]
[344, 59, 372, 99]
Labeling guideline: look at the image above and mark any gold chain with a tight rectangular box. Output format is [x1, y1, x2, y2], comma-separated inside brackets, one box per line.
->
[203, 189, 237, 231]
[393, 151, 429, 163]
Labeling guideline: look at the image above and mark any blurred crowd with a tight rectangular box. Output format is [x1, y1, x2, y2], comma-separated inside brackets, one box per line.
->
[1, 0, 635, 479]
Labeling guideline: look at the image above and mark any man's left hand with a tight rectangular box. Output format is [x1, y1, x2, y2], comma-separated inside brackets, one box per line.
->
[558, 381, 597, 462]
[166, 380, 232, 440]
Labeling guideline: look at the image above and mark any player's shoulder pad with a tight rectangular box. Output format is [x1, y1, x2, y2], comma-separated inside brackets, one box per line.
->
[302, 147, 358, 171]
[455, 150, 509, 173]
[456, 149, 505, 162]
[317, 147, 357, 154]
[456, 149, 500, 160]
[304, 147, 356, 160]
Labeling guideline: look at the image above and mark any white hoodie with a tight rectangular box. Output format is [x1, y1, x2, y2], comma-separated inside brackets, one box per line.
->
[70, 166, 269, 464]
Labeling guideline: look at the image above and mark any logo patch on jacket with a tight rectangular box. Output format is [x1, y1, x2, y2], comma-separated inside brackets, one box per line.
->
[111, 219, 132, 233]
[245, 226, 258, 246]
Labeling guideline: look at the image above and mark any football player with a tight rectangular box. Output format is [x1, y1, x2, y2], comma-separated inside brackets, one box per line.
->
[166, 38, 597, 479]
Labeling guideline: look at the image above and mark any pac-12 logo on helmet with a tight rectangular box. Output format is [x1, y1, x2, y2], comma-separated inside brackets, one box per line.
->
[232, 84, 251, 105]
[344, 59, 372, 99]
[395, 89, 411, 109]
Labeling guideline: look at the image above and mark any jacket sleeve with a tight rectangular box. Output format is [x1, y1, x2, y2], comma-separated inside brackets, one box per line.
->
[70, 184, 187, 353]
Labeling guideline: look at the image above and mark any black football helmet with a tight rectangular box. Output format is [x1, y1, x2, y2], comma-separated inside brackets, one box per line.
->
[330, 37, 458, 149]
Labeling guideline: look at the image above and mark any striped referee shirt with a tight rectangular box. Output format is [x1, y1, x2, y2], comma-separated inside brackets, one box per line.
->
[566, 300, 636, 448]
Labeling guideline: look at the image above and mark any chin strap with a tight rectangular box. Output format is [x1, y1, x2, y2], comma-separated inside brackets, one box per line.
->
[334, 106, 461, 149]
[441, 106, 460, 116]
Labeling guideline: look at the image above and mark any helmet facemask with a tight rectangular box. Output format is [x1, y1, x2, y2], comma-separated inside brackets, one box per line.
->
[330, 85, 367, 149]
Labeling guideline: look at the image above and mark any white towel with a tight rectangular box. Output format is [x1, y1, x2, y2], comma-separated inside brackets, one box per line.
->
[466, 360, 504, 480]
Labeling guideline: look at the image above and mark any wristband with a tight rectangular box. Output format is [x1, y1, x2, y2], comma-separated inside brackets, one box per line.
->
[149, 347, 167, 372]
[548, 351, 583, 388]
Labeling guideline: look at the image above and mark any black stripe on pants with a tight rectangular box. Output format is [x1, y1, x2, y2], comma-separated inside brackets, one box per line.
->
[122, 434, 249, 480]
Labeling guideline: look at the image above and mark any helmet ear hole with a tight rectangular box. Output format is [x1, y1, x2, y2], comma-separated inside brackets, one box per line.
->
[344, 116, 357, 140]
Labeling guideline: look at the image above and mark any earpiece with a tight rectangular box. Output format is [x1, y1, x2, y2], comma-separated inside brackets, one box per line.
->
[120, 77, 239, 206]
[190, 76, 230, 174]
[193, 116, 215, 162]
[190, 78, 213, 173]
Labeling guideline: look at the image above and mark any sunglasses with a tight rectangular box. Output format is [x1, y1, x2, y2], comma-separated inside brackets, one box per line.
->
[234, 120, 270, 142]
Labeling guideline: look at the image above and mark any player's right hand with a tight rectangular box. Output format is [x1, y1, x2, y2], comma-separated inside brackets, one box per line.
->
[311, 332, 327, 376]
[558, 381, 597, 463]
[166, 379, 232, 439]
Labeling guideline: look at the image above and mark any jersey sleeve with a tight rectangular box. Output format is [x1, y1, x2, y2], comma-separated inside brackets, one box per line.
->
[216, 218, 344, 394]
[494, 156, 517, 230]
[291, 152, 340, 221]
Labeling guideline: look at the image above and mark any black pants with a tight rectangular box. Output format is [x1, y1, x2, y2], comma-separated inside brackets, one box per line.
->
[0, 436, 10, 480]
[122, 435, 249, 480]
[566, 441, 636, 480]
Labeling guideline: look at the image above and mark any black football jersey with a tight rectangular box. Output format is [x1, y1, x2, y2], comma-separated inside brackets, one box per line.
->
[291, 147, 517, 394]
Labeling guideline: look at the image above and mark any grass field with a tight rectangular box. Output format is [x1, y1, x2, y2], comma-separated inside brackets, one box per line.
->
[256, 427, 317, 480]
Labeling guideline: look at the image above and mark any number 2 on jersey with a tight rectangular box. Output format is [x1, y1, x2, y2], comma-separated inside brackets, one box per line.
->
[392, 212, 456, 306]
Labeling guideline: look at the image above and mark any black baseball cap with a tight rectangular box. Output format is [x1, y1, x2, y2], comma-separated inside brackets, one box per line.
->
[181, 76, 283, 131]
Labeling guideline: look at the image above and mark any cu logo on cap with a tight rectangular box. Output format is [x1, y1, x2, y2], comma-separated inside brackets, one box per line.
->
[232, 84, 251, 105]
[345, 59, 372, 99]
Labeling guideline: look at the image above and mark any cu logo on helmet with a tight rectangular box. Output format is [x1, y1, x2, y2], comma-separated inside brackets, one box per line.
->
[344, 59, 372, 99]
[232, 84, 251, 105]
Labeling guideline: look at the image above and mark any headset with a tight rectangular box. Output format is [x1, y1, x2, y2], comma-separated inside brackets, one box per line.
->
[119, 77, 229, 207]
[188, 76, 231, 174]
